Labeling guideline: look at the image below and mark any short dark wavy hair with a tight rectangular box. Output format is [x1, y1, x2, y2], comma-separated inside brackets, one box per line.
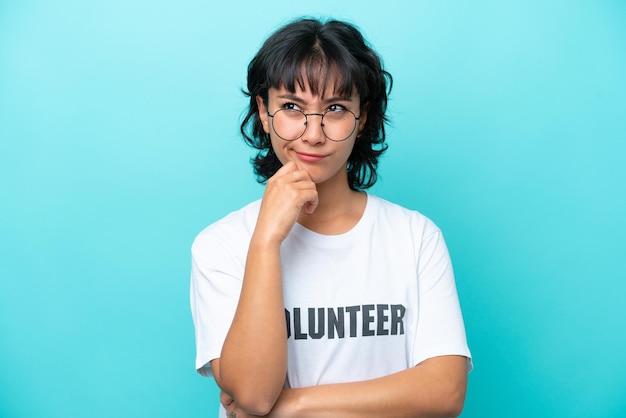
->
[240, 18, 392, 190]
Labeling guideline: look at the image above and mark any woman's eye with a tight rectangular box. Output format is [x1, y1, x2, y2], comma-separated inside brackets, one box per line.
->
[327, 104, 347, 112]
[282, 102, 299, 110]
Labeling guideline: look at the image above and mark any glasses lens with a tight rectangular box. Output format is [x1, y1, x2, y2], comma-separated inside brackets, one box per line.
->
[321, 110, 357, 142]
[271, 109, 306, 141]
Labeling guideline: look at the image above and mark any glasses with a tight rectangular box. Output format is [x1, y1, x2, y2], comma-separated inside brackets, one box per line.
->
[267, 108, 361, 142]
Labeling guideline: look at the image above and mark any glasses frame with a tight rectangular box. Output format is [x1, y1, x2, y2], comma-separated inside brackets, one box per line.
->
[267, 108, 361, 142]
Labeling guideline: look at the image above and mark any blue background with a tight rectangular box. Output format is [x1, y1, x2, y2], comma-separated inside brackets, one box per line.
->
[1, 1, 625, 417]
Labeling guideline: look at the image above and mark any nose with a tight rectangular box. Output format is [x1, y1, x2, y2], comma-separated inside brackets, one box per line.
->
[301, 113, 326, 144]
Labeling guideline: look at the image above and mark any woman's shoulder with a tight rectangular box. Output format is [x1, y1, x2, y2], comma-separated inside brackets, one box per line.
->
[367, 194, 440, 234]
[191, 200, 261, 254]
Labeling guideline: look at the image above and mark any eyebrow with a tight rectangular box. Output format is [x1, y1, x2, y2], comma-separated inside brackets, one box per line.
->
[274, 93, 354, 104]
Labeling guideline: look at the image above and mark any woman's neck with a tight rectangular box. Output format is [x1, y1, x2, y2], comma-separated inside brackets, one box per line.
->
[297, 179, 367, 235]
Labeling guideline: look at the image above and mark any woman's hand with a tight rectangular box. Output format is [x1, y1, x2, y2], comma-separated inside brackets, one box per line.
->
[221, 391, 252, 418]
[254, 161, 318, 245]
[221, 391, 265, 418]
[220, 390, 295, 418]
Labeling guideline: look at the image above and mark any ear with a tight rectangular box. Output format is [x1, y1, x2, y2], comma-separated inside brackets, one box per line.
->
[256, 96, 270, 134]
[357, 104, 368, 136]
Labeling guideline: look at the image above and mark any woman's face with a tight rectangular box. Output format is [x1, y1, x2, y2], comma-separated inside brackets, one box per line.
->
[256, 81, 367, 188]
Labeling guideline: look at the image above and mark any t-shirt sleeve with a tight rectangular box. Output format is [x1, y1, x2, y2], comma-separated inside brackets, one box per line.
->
[190, 228, 244, 377]
[412, 221, 472, 369]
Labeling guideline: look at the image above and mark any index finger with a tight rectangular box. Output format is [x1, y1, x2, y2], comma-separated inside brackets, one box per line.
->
[274, 160, 298, 176]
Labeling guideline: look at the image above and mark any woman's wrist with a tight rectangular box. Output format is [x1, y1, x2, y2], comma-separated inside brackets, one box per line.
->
[250, 225, 285, 249]
[271, 388, 305, 418]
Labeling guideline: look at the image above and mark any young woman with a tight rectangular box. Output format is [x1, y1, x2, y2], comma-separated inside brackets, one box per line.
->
[191, 18, 472, 417]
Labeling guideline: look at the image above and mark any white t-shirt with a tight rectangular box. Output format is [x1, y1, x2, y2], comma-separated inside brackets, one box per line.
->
[190, 194, 471, 400]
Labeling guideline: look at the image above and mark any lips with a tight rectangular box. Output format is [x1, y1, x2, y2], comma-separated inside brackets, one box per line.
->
[295, 152, 326, 163]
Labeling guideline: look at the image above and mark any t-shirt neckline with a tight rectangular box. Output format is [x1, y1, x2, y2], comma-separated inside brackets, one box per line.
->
[289, 193, 376, 249]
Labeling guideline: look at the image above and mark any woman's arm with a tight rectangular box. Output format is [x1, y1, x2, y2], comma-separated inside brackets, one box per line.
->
[216, 162, 318, 415]
[273, 355, 468, 418]
[216, 238, 286, 415]
[218, 355, 468, 418]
